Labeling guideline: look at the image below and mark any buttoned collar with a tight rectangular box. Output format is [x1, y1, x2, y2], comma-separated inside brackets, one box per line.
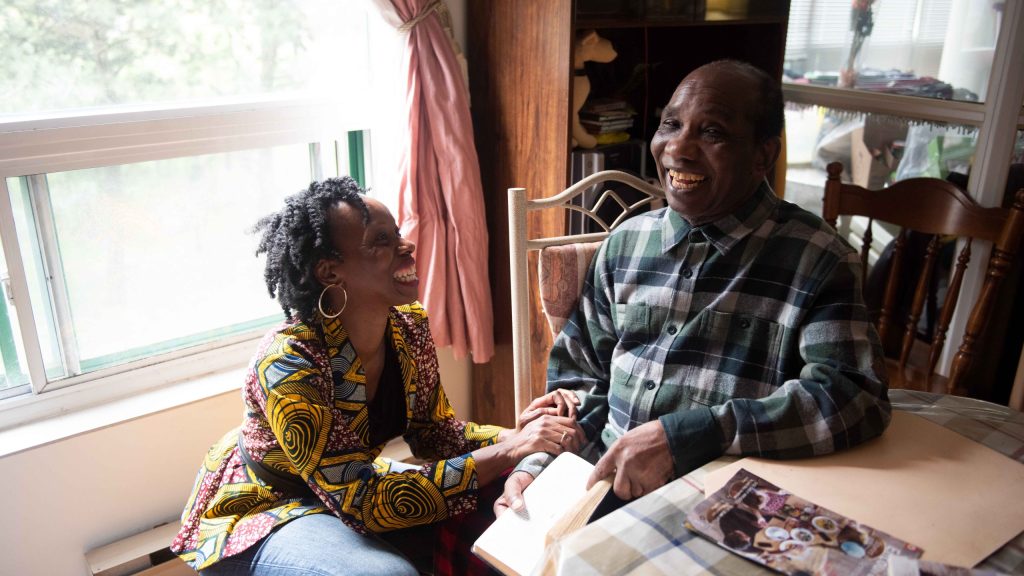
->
[661, 180, 778, 255]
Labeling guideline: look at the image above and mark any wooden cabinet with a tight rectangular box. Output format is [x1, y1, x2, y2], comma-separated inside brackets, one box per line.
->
[467, 1, 790, 427]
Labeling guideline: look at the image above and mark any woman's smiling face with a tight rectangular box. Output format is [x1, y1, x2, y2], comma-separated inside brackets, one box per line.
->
[650, 66, 778, 226]
[328, 197, 418, 311]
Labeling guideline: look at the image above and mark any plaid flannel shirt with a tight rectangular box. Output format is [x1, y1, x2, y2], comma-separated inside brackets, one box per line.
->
[517, 182, 891, 479]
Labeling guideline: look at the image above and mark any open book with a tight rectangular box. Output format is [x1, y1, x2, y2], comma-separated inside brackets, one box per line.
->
[471, 452, 614, 576]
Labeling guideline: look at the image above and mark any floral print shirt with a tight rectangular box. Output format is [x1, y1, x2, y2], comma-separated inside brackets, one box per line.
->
[171, 303, 502, 570]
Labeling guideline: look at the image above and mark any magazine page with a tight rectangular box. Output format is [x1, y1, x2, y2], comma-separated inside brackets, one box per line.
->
[687, 469, 923, 575]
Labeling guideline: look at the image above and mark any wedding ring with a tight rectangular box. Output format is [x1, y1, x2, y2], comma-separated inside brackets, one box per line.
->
[559, 431, 567, 445]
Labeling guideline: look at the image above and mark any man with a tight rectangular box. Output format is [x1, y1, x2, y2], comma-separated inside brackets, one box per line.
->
[497, 60, 891, 513]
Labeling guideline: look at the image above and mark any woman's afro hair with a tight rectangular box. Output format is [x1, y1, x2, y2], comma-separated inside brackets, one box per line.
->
[253, 177, 369, 325]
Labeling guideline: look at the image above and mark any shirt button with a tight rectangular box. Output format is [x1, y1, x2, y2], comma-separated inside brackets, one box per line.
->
[682, 268, 693, 279]
[667, 325, 677, 335]
[645, 381, 656, 390]
[740, 319, 751, 329]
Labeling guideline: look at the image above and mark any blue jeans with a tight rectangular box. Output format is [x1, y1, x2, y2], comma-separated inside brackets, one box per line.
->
[199, 513, 423, 576]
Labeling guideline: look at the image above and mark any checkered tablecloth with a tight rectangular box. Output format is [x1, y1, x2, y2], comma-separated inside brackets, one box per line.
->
[542, 391, 1024, 575]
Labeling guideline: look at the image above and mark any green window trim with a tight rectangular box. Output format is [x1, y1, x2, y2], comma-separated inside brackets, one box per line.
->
[0, 287, 26, 388]
[348, 131, 366, 189]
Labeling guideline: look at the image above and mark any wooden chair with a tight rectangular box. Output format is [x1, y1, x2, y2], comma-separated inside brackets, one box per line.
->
[508, 170, 663, 418]
[824, 161, 1024, 396]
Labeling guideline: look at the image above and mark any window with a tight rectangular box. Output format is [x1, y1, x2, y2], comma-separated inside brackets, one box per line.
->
[785, 0, 997, 102]
[784, 105, 979, 215]
[782, 0, 1024, 378]
[783, 0, 1021, 201]
[0, 1, 397, 426]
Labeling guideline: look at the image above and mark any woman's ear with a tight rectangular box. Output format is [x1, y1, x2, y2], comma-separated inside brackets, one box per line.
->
[314, 258, 343, 288]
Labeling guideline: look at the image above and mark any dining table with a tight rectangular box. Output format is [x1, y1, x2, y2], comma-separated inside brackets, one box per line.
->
[540, 389, 1024, 575]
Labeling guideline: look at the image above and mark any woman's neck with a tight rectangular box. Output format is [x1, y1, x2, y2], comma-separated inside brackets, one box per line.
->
[338, 304, 390, 360]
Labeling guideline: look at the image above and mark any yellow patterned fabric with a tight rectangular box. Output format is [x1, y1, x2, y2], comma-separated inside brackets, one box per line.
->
[171, 303, 503, 571]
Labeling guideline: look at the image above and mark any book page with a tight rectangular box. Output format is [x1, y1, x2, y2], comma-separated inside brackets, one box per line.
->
[472, 452, 595, 576]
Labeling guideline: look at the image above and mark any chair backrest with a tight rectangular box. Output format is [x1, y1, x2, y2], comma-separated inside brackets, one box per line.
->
[823, 161, 1024, 396]
[509, 170, 664, 418]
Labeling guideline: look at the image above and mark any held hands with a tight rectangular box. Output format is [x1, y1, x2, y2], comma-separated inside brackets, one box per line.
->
[517, 389, 581, 428]
[493, 389, 583, 516]
[493, 415, 585, 516]
[504, 415, 585, 463]
[587, 420, 674, 501]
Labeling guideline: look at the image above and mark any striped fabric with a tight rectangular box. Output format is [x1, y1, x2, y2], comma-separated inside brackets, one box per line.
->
[539, 241, 603, 336]
[518, 183, 891, 479]
[544, 391, 1024, 575]
[171, 303, 503, 571]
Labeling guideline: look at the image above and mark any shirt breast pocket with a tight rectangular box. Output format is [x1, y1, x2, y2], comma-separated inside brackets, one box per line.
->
[689, 310, 783, 404]
[610, 303, 670, 388]
[612, 303, 669, 343]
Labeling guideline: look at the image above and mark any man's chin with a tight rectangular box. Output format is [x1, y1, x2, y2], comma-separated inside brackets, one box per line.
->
[666, 195, 710, 223]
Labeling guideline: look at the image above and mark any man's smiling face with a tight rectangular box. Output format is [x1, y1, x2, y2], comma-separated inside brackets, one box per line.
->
[651, 65, 777, 226]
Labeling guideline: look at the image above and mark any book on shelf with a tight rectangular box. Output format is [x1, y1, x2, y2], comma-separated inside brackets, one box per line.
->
[581, 97, 634, 113]
[581, 119, 634, 134]
[471, 452, 617, 576]
[579, 109, 635, 122]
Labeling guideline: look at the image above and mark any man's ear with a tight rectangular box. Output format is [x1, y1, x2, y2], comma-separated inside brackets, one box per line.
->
[314, 258, 343, 288]
[753, 136, 782, 178]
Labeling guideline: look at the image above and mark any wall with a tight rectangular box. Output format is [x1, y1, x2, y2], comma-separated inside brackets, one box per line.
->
[0, 2, 473, 574]
[0, 343, 472, 576]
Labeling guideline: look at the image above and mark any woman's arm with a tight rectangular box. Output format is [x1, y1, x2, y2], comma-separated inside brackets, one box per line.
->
[255, 329, 491, 533]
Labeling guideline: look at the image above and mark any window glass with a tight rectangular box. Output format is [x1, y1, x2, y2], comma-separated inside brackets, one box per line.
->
[784, 104, 978, 215]
[6, 177, 65, 380]
[0, 0, 368, 115]
[785, 0, 1002, 103]
[0, 235, 29, 392]
[9, 144, 332, 377]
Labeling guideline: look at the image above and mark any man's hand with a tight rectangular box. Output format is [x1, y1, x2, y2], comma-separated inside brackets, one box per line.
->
[518, 389, 581, 427]
[587, 420, 674, 500]
[494, 470, 535, 516]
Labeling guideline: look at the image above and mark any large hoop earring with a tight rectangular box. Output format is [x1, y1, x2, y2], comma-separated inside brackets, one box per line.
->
[318, 284, 348, 319]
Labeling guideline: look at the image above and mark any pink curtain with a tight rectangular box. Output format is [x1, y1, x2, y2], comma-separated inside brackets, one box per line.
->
[381, 0, 494, 363]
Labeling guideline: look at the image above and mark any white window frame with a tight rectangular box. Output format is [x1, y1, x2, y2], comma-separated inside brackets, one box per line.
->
[0, 97, 369, 429]
[783, 0, 1024, 377]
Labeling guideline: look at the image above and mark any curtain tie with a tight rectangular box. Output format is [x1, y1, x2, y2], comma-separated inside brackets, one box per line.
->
[398, 0, 448, 33]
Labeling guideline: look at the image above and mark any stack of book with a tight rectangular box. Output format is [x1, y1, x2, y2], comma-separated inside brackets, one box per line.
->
[579, 98, 636, 137]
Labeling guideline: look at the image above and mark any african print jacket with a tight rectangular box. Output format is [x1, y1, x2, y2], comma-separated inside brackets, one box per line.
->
[171, 303, 502, 571]
[517, 182, 891, 479]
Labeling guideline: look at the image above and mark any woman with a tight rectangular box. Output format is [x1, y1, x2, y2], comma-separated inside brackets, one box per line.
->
[171, 177, 583, 575]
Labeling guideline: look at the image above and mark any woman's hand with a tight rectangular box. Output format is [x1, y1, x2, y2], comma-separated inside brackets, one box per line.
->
[475, 415, 585, 486]
[494, 470, 535, 516]
[518, 389, 581, 428]
[506, 414, 585, 462]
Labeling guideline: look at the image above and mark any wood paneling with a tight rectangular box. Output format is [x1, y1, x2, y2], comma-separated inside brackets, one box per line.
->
[468, 1, 573, 427]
